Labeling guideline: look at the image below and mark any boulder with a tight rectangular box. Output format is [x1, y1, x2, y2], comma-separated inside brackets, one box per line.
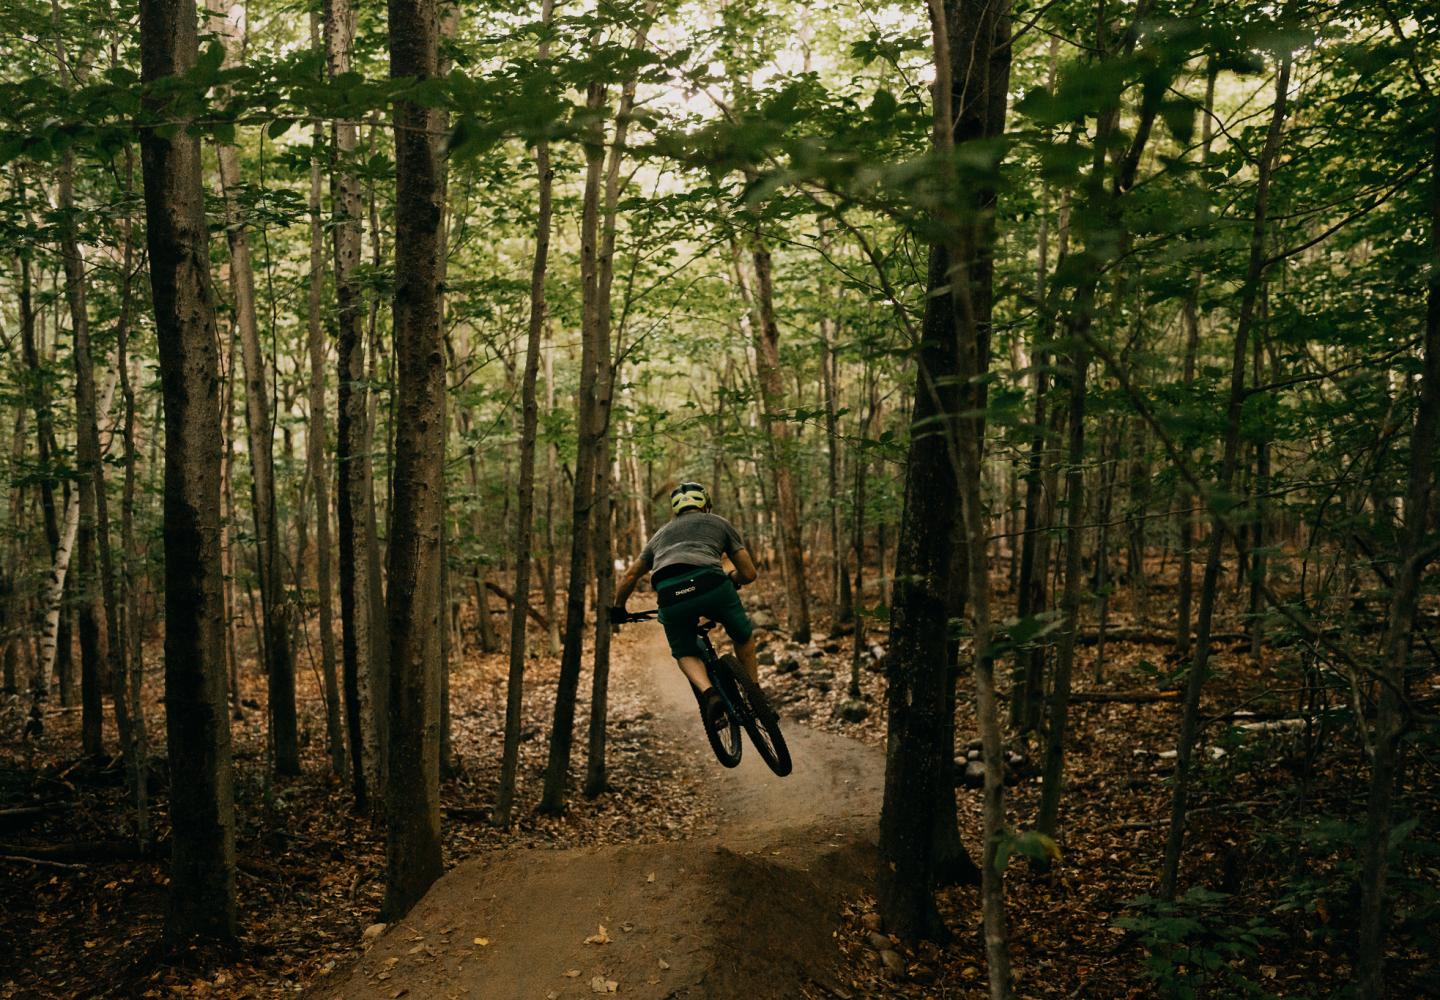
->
[822, 641, 842, 654]
[861, 912, 883, 933]
[750, 610, 779, 629]
[960, 760, 986, 789]
[865, 931, 891, 952]
[806, 646, 825, 659]
[757, 650, 776, 666]
[775, 656, 800, 675]
[837, 699, 870, 723]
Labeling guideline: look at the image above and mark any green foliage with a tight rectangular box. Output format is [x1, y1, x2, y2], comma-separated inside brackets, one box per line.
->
[1116, 888, 1283, 1000]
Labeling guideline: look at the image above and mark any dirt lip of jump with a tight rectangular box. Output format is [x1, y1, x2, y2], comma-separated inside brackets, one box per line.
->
[319, 627, 885, 1000]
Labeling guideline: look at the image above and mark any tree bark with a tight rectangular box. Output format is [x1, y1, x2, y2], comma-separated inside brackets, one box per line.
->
[138, 0, 237, 941]
[382, 0, 445, 921]
[879, 2, 1009, 969]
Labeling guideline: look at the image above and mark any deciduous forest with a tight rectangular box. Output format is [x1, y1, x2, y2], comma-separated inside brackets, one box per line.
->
[0, 0, 1435, 997]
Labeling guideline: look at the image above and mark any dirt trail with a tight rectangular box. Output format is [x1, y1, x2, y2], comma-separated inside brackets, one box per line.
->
[319, 627, 883, 1000]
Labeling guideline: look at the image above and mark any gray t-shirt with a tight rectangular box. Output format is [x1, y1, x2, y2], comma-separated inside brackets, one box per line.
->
[640, 512, 746, 580]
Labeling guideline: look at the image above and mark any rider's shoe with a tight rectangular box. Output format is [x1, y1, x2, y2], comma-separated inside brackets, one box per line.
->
[700, 688, 728, 733]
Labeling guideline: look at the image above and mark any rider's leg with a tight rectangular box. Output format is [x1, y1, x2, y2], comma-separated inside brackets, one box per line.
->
[732, 633, 760, 686]
[677, 655, 712, 692]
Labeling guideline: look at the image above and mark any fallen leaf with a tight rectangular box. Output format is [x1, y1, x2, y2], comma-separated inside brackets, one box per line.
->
[563, 970, 581, 978]
[590, 976, 618, 993]
[658, 958, 670, 970]
[584, 924, 611, 945]
[645, 872, 656, 883]
[472, 937, 489, 947]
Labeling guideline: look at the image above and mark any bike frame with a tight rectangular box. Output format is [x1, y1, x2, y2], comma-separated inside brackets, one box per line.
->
[694, 620, 749, 724]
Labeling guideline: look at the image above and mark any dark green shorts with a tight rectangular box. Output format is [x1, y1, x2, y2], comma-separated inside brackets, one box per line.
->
[656, 568, 754, 658]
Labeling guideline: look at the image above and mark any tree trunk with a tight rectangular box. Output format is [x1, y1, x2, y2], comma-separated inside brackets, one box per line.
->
[55, 141, 108, 760]
[586, 12, 653, 798]
[541, 343, 562, 655]
[326, 0, 386, 812]
[306, 38, 346, 779]
[208, 0, 298, 776]
[138, 0, 237, 940]
[1176, 62, 1217, 661]
[1037, 341, 1087, 839]
[382, 0, 446, 921]
[494, 0, 555, 829]
[1012, 169, 1062, 735]
[1159, 56, 1290, 901]
[746, 232, 812, 642]
[117, 175, 152, 845]
[539, 76, 606, 816]
[879, 1, 1009, 965]
[819, 221, 850, 626]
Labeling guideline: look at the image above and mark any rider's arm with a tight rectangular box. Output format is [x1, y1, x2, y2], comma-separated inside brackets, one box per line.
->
[613, 557, 649, 608]
[728, 547, 758, 588]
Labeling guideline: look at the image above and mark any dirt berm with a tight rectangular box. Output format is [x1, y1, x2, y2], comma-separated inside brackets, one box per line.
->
[319, 627, 884, 999]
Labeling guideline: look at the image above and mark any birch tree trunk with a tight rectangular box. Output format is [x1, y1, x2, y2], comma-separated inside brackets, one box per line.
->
[54, 134, 108, 758]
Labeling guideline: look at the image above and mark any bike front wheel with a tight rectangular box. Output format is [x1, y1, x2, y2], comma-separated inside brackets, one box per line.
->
[719, 655, 792, 777]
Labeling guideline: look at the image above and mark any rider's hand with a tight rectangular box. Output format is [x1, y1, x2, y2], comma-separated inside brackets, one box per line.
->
[608, 605, 627, 624]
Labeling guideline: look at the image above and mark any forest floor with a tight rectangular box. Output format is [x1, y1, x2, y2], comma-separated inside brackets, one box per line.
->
[0, 570, 1436, 998]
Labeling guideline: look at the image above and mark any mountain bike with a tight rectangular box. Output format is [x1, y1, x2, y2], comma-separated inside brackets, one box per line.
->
[613, 608, 791, 777]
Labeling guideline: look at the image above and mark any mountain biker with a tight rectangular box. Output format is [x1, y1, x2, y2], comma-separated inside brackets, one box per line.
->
[610, 481, 777, 735]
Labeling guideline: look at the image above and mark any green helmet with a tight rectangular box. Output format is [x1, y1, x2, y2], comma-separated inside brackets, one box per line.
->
[670, 481, 710, 515]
